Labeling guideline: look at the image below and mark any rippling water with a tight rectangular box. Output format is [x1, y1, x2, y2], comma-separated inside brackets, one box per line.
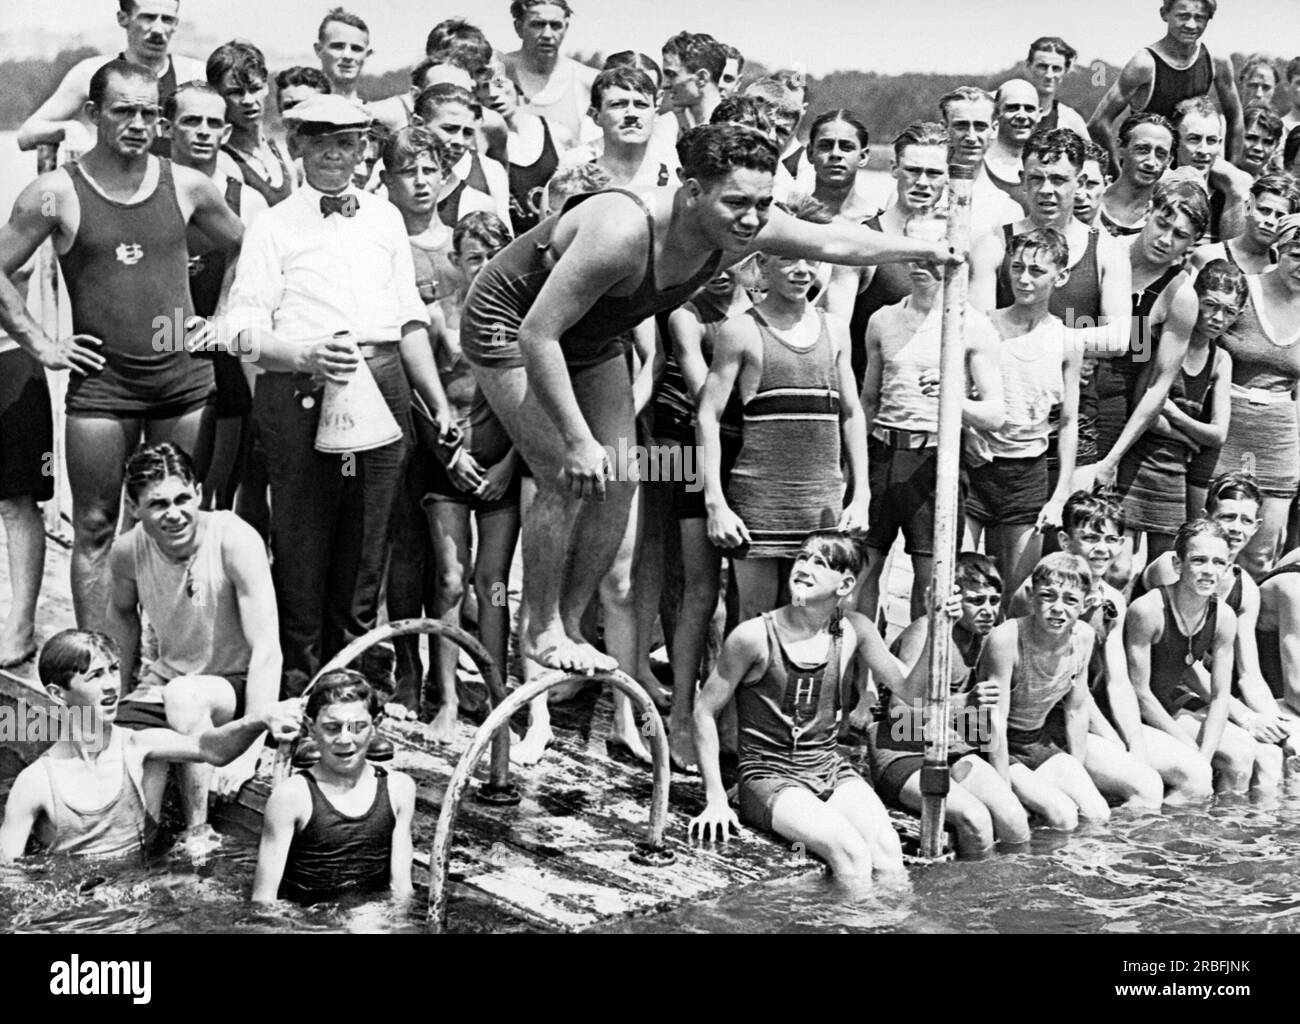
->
[4, 780, 1300, 934]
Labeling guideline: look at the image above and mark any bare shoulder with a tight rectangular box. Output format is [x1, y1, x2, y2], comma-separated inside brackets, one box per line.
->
[171, 161, 222, 197]
[264, 773, 310, 820]
[8, 758, 51, 811]
[385, 769, 417, 805]
[725, 616, 770, 660]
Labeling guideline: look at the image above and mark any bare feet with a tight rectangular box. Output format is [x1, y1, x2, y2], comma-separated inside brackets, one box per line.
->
[511, 721, 555, 765]
[526, 630, 618, 676]
[428, 704, 459, 745]
[606, 693, 653, 764]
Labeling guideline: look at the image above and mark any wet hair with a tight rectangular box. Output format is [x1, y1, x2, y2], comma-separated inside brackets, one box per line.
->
[1205, 472, 1262, 512]
[1251, 171, 1300, 211]
[380, 125, 450, 175]
[162, 80, 223, 121]
[306, 669, 382, 720]
[808, 109, 869, 150]
[1238, 54, 1279, 87]
[1117, 111, 1177, 152]
[801, 529, 865, 577]
[1173, 518, 1230, 560]
[414, 82, 480, 123]
[39, 630, 119, 691]
[1008, 226, 1069, 270]
[1027, 36, 1077, 69]
[590, 66, 656, 109]
[1286, 127, 1300, 171]
[124, 442, 198, 503]
[425, 18, 489, 59]
[1152, 178, 1213, 240]
[318, 6, 368, 41]
[1243, 103, 1284, 146]
[678, 122, 779, 185]
[1030, 552, 1092, 596]
[88, 58, 158, 109]
[453, 210, 512, 255]
[775, 195, 833, 226]
[743, 77, 805, 118]
[603, 51, 662, 90]
[955, 551, 1003, 594]
[511, 0, 572, 19]
[1194, 259, 1248, 307]
[1160, 0, 1216, 17]
[710, 96, 775, 139]
[892, 121, 948, 161]
[1062, 490, 1126, 537]
[662, 31, 727, 84]
[1171, 95, 1222, 129]
[545, 162, 611, 211]
[1022, 126, 1086, 170]
[937, 85, 994, 123]
[206, 39, 267, 92]
[274, 65, 331, 97]
[1081, 141, 1111, 173]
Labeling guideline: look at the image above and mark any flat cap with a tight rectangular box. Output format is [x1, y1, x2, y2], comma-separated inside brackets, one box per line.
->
[282, 93, 372, 132]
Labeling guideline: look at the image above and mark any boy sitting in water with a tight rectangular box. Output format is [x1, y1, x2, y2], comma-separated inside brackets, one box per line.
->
[0, 630, 302, 862]
[980, 553, 1111, 830]
[688, 530, 904, 880]
[1127, 519, 1284, 794]
[252, 671, 416, 905]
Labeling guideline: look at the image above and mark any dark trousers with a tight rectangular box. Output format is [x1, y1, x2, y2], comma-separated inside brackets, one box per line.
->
[255, 348, 411, 695]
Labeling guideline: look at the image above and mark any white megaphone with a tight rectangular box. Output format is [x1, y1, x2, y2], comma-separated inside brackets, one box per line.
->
[314, 331, 404, 454]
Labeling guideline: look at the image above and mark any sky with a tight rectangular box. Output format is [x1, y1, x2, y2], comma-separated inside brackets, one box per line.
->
[6, 0, 1300, 77]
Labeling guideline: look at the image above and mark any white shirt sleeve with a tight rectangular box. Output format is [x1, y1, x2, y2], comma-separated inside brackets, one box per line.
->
[222, 212, 284, 341]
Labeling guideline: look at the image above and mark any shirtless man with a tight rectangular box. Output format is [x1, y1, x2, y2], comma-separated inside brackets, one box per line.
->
[460, 123, 962, 678]
[0, 60, 244, 629]
[315, 7, 372, 107]
[0, 629, 300, 863]
[661, 32, 728, 133]
[938, 86, 1025, 239]
[1166, 97, 1250, 244]
[1088, 0, 1243, 170]
[502, 0, 598, 142]
[16, 0, 205, 157]
[1025, 36, 1090, 138]
[983, 79, 1042, 213]
[1097, 113, 1176, 237]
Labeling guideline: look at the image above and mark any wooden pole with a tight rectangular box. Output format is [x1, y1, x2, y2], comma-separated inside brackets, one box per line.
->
[918, 159, 974, 859]
[35, 142, 71, 545]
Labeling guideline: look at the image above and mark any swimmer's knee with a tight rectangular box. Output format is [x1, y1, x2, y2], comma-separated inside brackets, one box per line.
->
[1254, 743, 1284, 789]
[435, 566, 466, 608]
[826, 832, 874, 879]
[1167, 756, 1213, 801]
[947, 800, 995, 851]
[1040, 796, 1079, 832]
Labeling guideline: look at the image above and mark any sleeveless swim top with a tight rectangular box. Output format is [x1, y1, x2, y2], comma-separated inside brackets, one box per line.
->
[1258, 562, 1300, 698]
[279, 768, 396, 904]
[40, 731, 153, 860]
[507, 118, 559, 236]
[188, 174, 242, 318]
[995, 224, 1102, 322]
[1005, 622, 1091, 733]
[222, 141, 294, 208]
[848, 214, 913, 388]
[1142, 44, 1215, 120]
[1220, 276, 1300, 393]
[461, 187, 723, 370]
[1149, 587, 1220, 712]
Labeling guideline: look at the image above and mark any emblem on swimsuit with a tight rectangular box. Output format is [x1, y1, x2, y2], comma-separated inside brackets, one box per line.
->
[115, 243, 145, 266]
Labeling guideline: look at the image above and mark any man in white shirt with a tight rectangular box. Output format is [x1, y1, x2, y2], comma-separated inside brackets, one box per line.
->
[17, 0, 206, 158]
[939, 86, 1026, 239]
[222, 94, 452, 694]
[502, 0, 598, 142]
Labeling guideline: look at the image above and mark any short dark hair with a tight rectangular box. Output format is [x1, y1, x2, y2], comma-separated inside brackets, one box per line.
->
[1027, 36, 1077, 69]
[662, 31, 727, 84]
[1009, 226, 1069, 270]
[453, 211, 512, 256]
[678, 122, 779, 184]
[162, 80, 223, 121]
[1194, 258, 1248, 308]
[603, 50, 662, 89]
[775, 195, 834, 226]
[801, 530, 865, 576]
[590, 66, 656, 109]
[1117, 111, 1177, 152]
[1160, 0, 1216, 17]
[1173, 518, 1229, 561]
[416, 39, 491, 85]
[1030, 552, 1092, 595]
[318, 6, 368, 40]
[1152, 178, 1212, 240]
[39, 630, 119, 690]
[938, 85, 994, 123]
[414, 83, 480, 123]
[89, 58, 158, 109]
[510, 0, 572, 19]
[1022, 126, 1086, 170]
[709, 95, 775, 139]
[1081, 141, 1111, 170]
[808, 108, 869, 150]
[1251, 171, 1300, 211]
[425, 18, 489, 59]
[275, 65, 331, 97]
[1062, 490, 1125, 536]
[1287, 57, 1300, 83]
[124, 442, 198, 503]
[955, 551, 1003, 594]
[380, 125, 450, 175]
[306, 669, 382, 720]
[1206, 472, 1262, 512]
[1243, 102, 1284, 145]
[892, 121, 948, 161]
[206, 39, 267, 92]
[1286, 126, 1300, 170]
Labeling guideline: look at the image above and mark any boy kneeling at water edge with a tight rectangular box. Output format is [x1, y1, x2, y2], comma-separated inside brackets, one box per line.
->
[688, 530, 911, 880]
[252, 671, 415, 905]
[0, 630, 302, 862]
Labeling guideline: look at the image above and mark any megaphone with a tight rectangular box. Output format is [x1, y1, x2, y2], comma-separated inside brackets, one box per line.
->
[314, 331, 403, 454]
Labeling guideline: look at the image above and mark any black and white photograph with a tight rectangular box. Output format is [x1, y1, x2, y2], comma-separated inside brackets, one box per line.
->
[0, 0, 1297, 971]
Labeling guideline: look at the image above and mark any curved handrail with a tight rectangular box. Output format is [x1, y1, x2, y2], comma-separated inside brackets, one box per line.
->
[426, 669, 675, 932]
[272, 619, 515, 799]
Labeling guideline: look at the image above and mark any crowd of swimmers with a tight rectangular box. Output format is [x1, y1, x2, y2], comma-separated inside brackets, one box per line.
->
[1, 0, 1300, 905]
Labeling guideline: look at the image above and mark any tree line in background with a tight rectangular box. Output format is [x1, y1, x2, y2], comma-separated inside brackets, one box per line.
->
[0, 47, 1290, 142]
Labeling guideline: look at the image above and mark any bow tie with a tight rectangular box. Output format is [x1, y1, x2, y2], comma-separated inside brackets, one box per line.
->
[320, 193, 359, 218]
